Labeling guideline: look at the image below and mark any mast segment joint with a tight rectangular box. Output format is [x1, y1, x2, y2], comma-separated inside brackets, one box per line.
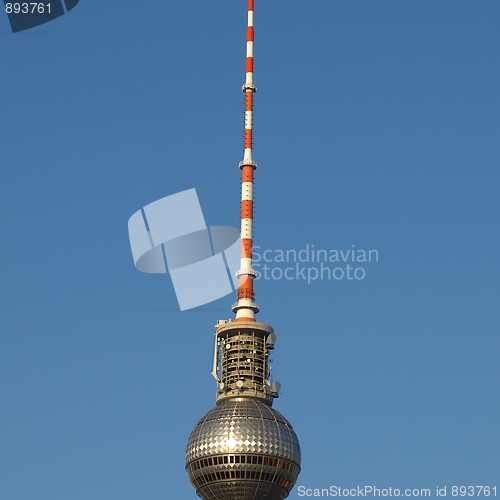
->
[239, 160, 258, 169]
[242, 83, 257, 92]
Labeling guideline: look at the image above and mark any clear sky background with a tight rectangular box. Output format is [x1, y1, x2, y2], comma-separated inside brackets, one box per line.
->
[1, 1, 499, 499]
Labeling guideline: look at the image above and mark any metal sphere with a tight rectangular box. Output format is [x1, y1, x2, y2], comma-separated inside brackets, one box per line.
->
[186, 398, 301, 500]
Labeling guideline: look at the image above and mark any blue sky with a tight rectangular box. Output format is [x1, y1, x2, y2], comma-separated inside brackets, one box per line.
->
[1, 1, 499, 498]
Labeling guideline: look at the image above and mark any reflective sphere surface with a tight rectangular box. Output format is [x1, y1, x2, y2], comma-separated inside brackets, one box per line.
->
[186, 398, 301, 500]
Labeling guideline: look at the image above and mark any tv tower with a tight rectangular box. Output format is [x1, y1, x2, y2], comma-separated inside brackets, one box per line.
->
[185, 1, 301, 499]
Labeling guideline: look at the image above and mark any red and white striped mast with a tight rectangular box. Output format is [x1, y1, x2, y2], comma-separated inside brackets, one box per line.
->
[233, 0, 259, 322]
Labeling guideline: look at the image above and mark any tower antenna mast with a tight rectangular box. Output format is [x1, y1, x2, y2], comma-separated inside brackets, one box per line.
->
[233, 0, 259, 322]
